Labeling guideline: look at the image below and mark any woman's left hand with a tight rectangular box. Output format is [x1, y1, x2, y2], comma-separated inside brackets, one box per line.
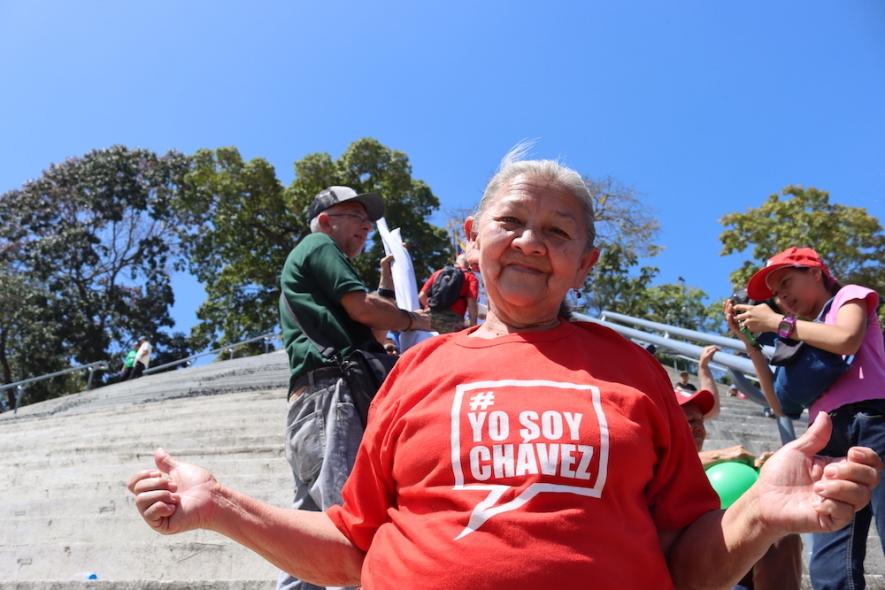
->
[750, 412, 882, 535]
[733, 303, 780, 334]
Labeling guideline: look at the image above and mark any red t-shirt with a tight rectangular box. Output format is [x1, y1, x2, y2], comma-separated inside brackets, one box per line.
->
[327, 321, 718, 589]
[419, 267, 480, 317]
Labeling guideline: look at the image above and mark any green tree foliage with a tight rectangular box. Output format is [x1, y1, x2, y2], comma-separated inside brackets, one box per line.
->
[0, 269, 68, 405]
[576, 177, 720, 332]
[288, 138, 450, 285]
[149, 331, 195, 374]
[179, 138, 450, 351]
[581, 242, 659, 318]
[720, 186, 884, 298]
[0, 146, 192, 401]
[579, 177, 663, 316]
[588, 176, 662, 258]
[640, 283, 719, 332]
[177, 147, 292, 351]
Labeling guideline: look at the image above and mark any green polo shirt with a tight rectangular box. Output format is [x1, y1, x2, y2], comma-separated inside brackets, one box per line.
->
[279, 232, 375, 390]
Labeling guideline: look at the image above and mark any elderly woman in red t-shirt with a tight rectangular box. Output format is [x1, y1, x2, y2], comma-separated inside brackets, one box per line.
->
[129, 147, 881, 590]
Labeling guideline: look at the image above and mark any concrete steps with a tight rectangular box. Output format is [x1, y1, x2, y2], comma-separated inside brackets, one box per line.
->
[2, 540, 279, 583]
[0, 353, 293, 586]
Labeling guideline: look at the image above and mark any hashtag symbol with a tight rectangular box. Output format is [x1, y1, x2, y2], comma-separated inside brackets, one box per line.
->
[468, 391, 496, 411]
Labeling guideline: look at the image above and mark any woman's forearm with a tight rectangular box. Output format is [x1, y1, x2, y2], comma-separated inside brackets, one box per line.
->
[667, 489, 781, 589]
[791, 309, 867, 356]
[209, 485, 364, 585]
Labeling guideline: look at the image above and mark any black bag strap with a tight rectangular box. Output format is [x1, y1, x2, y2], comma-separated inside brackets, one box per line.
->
[279, 291, 339, 362]
[816, 297, 835, 321]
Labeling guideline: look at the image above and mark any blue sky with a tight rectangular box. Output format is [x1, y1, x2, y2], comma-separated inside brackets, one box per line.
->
[2, 1, 883, 335]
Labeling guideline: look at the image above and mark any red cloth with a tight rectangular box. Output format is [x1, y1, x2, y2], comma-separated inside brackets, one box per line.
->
[327, 321, 719, 589]
[419, 267, 479, 317]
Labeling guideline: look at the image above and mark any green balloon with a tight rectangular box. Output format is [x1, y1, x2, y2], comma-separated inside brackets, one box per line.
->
[705, 461, 758, 509]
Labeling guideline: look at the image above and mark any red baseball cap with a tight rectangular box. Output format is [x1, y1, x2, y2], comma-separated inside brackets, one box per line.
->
[673, 388, 715, 415]
[746, 247, 832, 301]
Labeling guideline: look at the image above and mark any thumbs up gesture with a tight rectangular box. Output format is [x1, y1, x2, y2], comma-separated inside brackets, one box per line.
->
[127, 448, 218, 535]
[750, 412, 882, 534]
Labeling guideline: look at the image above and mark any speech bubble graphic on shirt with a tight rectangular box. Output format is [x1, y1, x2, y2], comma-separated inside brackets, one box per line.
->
[450, 379, 610, 540]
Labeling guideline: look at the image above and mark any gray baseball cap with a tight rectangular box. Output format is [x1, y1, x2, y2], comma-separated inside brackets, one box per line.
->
[306, 186, 385, 222]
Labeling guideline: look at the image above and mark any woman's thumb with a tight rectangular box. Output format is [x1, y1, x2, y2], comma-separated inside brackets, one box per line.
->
[790, 412, 833, 456]
[154, 447, 178, 474]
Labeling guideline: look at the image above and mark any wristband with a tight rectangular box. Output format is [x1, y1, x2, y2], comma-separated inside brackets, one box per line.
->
[402, 310, 414, 331]
[777, 314, 798, 339]
[378, 288, 396, 300]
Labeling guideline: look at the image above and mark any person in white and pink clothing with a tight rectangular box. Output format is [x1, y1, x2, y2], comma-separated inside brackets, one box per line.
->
[727, 246, 885, 590]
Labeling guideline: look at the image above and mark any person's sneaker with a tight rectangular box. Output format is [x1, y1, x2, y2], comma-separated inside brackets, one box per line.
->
[762, 407, 775, 418]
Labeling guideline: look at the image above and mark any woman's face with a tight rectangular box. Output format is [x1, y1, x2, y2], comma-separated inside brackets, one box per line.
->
[765, 267, 825, 316]
[465, 175, 598, 324]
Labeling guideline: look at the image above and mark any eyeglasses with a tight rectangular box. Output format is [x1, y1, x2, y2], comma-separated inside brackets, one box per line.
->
[327, 212, 372, 224]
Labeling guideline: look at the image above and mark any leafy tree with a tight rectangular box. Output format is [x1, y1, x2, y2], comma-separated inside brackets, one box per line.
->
[573, 177, 724, 332]
[179, 138, 450, 351]
[581, 242, 660, 318]
[577, 177, 662, 317]
[0, 146, 191, 402]
[588, 176, 661, 258]
[720, 186, 884, 298]
[287, 138, 450, 285]
[148, 331, 195, 374]
[0, 268, 69, 405]
[177, 147, 292, 351]
[638, 283, 719, 333]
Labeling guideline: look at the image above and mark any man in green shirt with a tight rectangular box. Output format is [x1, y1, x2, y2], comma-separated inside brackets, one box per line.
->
[120, 344, 138, 381]
[278, 186, 430, 590]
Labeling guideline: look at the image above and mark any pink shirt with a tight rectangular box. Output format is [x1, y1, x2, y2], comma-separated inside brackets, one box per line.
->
[809, 285, 885, 417]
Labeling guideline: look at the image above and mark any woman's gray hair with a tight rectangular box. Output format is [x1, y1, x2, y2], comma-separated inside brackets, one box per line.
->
[474, 141, 597, 250]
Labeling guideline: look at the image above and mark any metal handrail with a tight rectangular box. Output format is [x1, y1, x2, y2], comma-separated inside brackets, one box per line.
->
[143, 333, 279, 375]
[600, 310, 747, 350]
[0, 361, 109, 394]
[576, 313, 757, 374]
[673, 353, 729, 374]
[1, 332, 281, 415]
[0, 360, 110, 416]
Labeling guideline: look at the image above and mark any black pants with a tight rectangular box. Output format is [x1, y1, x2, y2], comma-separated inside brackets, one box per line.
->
[128, 362, 146, 380]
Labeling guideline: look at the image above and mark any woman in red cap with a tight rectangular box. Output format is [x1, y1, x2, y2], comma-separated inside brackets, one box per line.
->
[725, 246, 885, 590]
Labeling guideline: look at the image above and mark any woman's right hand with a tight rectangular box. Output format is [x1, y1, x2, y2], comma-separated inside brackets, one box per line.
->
[128, 448, 218, 535]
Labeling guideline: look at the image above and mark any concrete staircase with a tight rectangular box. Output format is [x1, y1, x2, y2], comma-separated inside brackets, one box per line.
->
[0, 351, 292, 588]
[1, 352, 881, 588]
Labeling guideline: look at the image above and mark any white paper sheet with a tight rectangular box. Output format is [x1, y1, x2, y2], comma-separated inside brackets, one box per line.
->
[375, 218, 435, 350]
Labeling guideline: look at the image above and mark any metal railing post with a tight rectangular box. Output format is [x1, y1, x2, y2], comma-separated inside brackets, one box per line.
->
[14, 385, 25, 415]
